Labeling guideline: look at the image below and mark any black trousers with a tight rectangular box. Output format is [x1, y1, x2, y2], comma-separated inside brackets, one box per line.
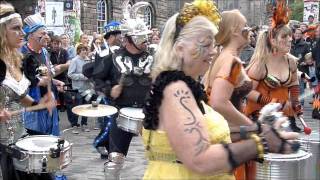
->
[0, 153, 54, 180]
[108, 117, 134, 156]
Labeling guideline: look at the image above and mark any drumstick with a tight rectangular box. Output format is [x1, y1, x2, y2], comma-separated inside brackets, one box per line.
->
[10, 104, 48, 116]
[296, 115, 312, 135]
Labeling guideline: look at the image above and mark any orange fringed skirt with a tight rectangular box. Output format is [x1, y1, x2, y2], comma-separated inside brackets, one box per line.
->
[234, 161, 256, 180]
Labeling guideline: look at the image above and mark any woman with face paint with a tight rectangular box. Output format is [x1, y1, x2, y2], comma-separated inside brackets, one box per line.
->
[0, 2, 55, 180]
[142, 0, 299, 179]
[202, 9, 257, 180]
[245, 0, 302, 133]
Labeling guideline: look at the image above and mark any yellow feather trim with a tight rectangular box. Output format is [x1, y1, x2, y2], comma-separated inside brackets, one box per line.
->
[177, 0, 221, 28]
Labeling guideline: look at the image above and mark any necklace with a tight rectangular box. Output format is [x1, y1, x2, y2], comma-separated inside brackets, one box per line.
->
[6, 61, 22, 82]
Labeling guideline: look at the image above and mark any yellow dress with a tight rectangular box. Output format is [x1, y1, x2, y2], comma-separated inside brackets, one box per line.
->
[142, 103, 235, 180]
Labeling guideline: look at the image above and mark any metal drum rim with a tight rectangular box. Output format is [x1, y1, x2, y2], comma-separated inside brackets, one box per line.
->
[15, 135, 71, 151]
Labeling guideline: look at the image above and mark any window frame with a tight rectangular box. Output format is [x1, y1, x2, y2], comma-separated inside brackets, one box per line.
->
[97, 0, 107, 33]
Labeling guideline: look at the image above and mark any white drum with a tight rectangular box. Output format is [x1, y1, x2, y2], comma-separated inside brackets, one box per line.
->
[13, 135, 72, 173]
[256, 150, 311, 180]
[116, 107, 145, 135]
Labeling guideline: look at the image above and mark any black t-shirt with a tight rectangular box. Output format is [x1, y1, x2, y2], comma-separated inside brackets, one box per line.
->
[92, 47, 153, 108]
[49, 48, 69, 82]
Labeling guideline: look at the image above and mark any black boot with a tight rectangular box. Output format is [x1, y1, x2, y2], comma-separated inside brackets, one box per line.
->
[289, 116, 301, 132]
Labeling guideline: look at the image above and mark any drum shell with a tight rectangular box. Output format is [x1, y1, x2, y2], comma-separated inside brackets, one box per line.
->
[13, 136, 72, 173]
[256, 150, 311, 180]
[299, 132, 320, 180]
[116, 113, 143, 135]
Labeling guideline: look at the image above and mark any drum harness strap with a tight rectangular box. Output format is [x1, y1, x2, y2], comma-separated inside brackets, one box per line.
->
[0, 143, 27, 160]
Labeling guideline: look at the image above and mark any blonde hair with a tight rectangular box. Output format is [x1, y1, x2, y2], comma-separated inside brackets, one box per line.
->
[203, 10, 245, 88]
[151, 14, 218, 79]
[0, 2, 22, 68]
[215, 10, 244, 46]
[247, 25, 291, 71]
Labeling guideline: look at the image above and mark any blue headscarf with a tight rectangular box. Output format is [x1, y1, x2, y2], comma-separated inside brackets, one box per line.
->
[23, 24, 46, 39]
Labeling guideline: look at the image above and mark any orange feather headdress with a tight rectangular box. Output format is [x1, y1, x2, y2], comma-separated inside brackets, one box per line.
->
[271, 0, 290, 29]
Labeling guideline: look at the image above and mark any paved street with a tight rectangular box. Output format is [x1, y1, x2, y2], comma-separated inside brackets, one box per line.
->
[60, 115, 147, 180]
[44, 98, 320, 180]
[1, 96, 319, 180]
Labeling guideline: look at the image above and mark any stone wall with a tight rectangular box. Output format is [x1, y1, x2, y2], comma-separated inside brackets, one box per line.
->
[215, 0, 269, 26]
[5, 0, 37, 20]
[80, 0, 97, 34]
[6, 0, 278, 35]
[79, 0, 172, 35]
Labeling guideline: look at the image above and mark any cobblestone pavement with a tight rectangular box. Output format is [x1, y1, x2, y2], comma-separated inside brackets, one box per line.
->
[1, 96, 319, 180]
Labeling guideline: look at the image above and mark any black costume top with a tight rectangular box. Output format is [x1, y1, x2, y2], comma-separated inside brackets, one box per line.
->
[92, 47, 153, 108]
[21, 44, 56, 97]
[49, 48, 69, 82]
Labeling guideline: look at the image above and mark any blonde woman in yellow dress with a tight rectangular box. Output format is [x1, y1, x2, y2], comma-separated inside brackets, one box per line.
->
[142, 0, 299, 179]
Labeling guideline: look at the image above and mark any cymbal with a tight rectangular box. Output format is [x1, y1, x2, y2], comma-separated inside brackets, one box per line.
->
[72, 104, 118, 117]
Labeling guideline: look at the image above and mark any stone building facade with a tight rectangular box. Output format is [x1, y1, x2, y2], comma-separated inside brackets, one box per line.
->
[178, 0, 274, 26]
[6, 0, 295, 35]
[80, 0, 172, 34]
[6, 0, 176, 35]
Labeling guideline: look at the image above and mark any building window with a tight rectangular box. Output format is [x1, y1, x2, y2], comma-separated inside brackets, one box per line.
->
[134, 4, 153, 28]
[97, 0, 107, 33]
[144, 6, 153, 28]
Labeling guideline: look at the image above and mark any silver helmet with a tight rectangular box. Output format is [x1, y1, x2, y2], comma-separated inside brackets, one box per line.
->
[120, 0, 152, 45]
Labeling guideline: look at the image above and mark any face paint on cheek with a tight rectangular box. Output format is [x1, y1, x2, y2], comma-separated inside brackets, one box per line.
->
[194, 40, 206, 59]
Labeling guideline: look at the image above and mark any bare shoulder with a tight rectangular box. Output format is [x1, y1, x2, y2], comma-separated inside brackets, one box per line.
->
[287, 53, 298, 70]
[246, 60, 265, 81]
[163, 80, 194, 99]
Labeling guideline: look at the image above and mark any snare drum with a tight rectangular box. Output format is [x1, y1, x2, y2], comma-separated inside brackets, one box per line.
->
[256, 150, 311, 180]
[13, 135, 72, 173]
[116, 107, 145, 135]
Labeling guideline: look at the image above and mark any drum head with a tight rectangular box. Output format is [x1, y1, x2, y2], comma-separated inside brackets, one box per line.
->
[119, 107, 145, 119]
[265, 150, 311, 161]
[15, 135, 69, 151]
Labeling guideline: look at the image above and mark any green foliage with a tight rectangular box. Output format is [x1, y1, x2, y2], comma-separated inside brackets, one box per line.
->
[290, 0, 304, 22]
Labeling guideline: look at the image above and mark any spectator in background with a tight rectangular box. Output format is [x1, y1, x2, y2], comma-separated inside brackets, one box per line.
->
[291, 28, 311, 106]
[240, 30, 255, 67]
[76, 33, 89, 48]
[61, 33, 76, 60]
[299, 23, 309, 40]
[291, 28, 311, 74]
[89, 34, 103, 60]
[312, 24, 320, 79]
[308, 15, 315, 25]
[49, 35, 70, 112]
[68, 44, 93, 133]
[151, 34, 160, 44]
[304, 52, 318, 88]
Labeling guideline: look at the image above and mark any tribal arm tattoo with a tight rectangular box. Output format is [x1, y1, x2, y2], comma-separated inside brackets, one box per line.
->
[174, 89, 210, 156]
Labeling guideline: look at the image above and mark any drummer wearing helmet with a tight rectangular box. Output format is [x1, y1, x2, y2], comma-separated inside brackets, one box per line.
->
[92, 1, 154, 178]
